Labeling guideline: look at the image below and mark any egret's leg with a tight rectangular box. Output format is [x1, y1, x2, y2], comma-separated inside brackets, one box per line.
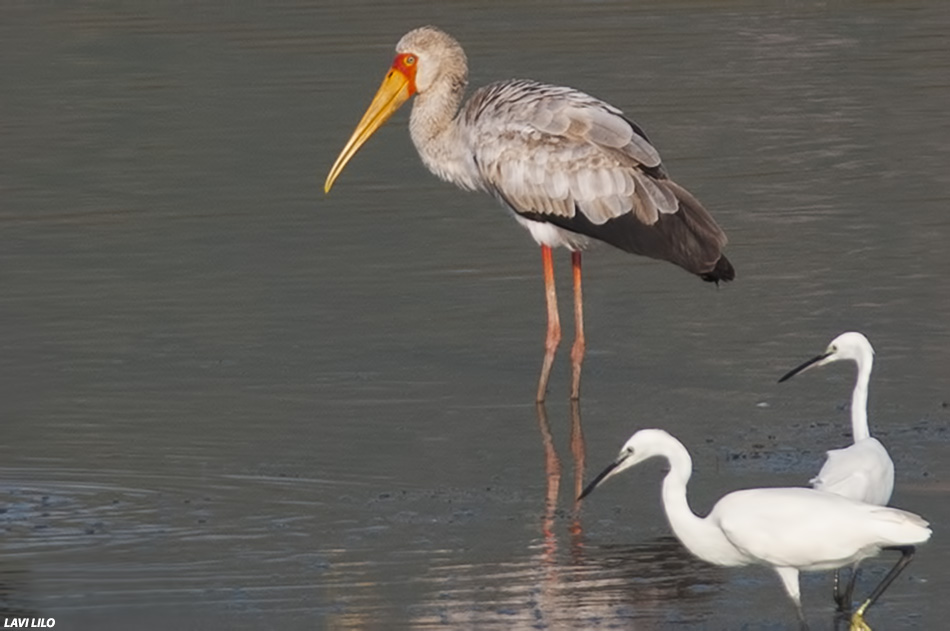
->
[569, 251, 585, 400]
[850, 546, 916, 631]
[835, 563, 860, 612]
[536, 245, 561, 402]
[774, 566, 810, 630]
[833, 569, 844, 609]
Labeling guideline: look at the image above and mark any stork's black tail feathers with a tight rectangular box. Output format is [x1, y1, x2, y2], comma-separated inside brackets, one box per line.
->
[700, 254, 735, 285]
[661, 179, 735, 284]
[512, 176, 735, 284]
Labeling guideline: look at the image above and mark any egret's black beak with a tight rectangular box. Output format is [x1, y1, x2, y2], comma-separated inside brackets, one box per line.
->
[578, 453, 628, 501]
[778, 351, 832, 383]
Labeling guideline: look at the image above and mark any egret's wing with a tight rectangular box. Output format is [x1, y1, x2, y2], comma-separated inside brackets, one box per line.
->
[713, 488, 871, 569]
[810, 439, 895, 506]
[861, 505, 932, 546]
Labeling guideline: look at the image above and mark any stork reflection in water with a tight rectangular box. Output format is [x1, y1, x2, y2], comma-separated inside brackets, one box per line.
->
[325, 26, 734, 401]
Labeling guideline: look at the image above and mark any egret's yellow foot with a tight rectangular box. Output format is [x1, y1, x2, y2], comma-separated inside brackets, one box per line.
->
[849, 600, 872, 631]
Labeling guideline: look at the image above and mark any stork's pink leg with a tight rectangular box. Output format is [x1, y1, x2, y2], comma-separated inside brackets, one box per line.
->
[536, 245, 560, 402]
[570, 251, 585, 400]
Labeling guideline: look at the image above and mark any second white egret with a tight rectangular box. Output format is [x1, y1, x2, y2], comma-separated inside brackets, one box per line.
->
[779, 332, 894, 609]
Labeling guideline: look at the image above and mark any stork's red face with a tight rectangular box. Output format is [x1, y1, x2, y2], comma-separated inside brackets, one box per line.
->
[324, 53, 419, 192]
[391, 53, 419, 93]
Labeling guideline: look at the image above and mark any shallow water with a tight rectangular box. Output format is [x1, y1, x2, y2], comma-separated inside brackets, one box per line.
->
[2, 1, 949, 629]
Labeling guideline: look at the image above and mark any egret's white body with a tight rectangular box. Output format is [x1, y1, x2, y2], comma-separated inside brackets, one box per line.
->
[811, 439, 892, 506]
[325, 26, 733, 401]
[579, 429, 930, 629]
[780, 332, 895, 608]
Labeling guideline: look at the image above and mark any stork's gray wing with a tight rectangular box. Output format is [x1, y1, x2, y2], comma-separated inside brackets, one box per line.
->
[464, 80, 687, 229]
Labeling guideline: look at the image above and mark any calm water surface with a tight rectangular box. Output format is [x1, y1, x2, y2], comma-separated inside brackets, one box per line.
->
[2, 1, 949, 629]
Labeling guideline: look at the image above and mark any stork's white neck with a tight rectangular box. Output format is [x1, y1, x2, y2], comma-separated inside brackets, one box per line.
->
[408, 73, 481, 192]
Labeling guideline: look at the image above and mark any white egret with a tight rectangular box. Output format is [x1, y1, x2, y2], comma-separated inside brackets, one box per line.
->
[324, 26, 734, 402]
[579, 428, 929, 630]
[779, 332, 894, 609]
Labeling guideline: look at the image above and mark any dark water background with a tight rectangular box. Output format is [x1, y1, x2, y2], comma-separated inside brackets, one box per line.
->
[2, 1, 949, 629]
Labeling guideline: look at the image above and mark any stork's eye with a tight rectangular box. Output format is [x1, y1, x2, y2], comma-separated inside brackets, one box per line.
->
[405, 55, 416, 65]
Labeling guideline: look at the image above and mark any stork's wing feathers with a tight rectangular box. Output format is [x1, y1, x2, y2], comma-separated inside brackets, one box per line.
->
[464, 80, 679, 226]
[462, 79, 733, 281]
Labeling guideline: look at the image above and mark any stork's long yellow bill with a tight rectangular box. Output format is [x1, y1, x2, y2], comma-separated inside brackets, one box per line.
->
[324, 68, 413, 193]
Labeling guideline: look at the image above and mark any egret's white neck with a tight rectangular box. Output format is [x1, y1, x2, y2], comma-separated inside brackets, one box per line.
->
[657, 439, 738, 566]
[850, 352, 873, 442]
[408, 73, 480, 191]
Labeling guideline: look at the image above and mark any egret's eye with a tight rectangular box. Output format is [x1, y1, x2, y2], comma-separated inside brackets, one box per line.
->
[405, 55, 416, 65]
